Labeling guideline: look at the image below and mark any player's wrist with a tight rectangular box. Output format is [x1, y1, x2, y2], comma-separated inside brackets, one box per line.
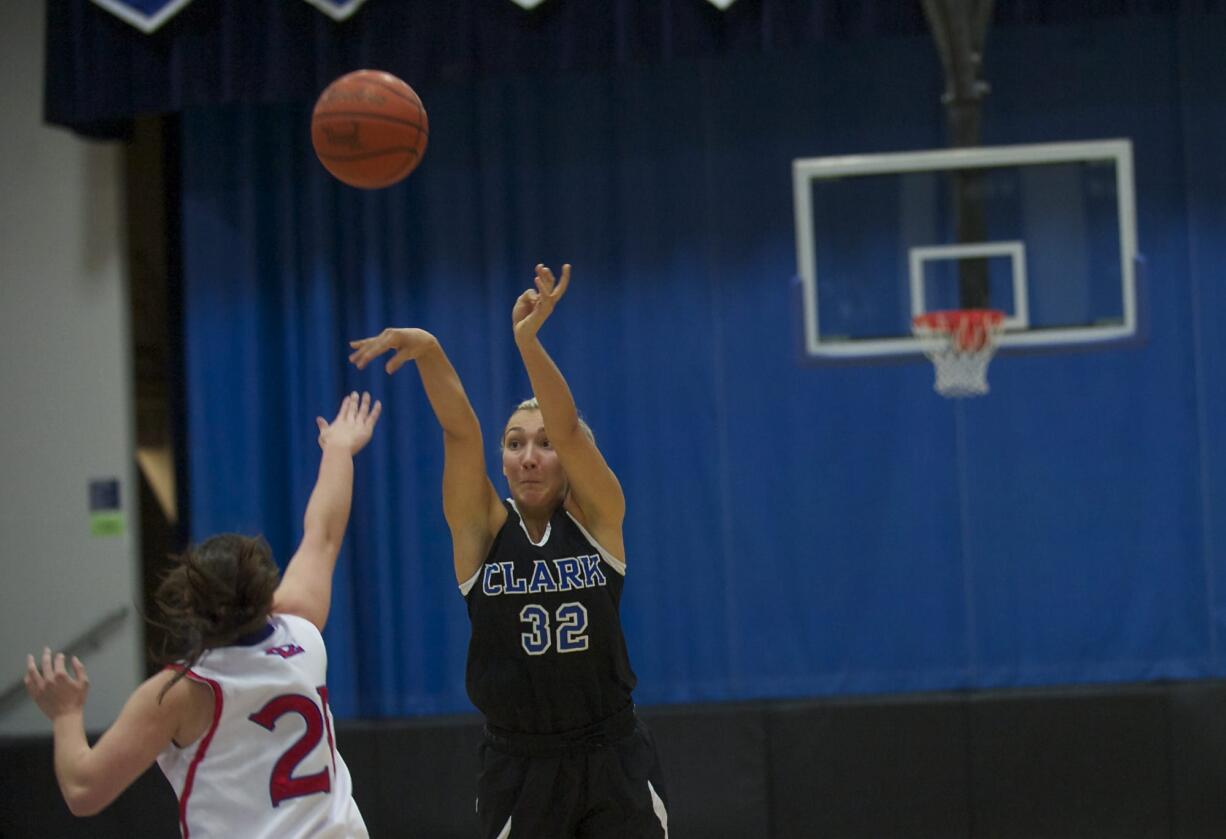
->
[513, 329, 540, 350]
[51, 707, 86, 727]
[413, 331, 442, 359]
[321, 437, 358, 456]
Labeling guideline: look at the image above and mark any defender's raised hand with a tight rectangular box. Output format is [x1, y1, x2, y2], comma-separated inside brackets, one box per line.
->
[512, 263, 571, 344]
[316, 391, 382, 454]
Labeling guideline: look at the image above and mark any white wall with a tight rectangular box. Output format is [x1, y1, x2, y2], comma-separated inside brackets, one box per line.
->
[0, 0, 142, 735]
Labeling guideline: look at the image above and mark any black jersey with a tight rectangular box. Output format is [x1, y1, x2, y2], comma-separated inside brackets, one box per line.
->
[463, 499, 637, 734]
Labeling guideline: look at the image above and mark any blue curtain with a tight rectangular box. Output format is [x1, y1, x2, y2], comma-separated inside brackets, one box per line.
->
[183, 11, 1226, 718]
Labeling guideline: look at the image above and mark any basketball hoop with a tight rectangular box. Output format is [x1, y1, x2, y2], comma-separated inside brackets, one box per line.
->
[912, 309, 1006, 397]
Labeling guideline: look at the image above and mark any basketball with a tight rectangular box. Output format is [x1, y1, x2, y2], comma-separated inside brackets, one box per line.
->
[311, 70, 429, 189]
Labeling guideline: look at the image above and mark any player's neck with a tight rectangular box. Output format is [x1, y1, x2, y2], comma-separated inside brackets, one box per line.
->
[512, 497, 558, 543]
[520, 512, 550, 542]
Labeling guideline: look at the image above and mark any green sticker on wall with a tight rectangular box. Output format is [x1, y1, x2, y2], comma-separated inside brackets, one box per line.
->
[90, 511, 125, 537]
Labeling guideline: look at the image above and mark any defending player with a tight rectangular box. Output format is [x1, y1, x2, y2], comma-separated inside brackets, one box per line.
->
[23, 392, 381, 838]
[350, 264, 669, 838]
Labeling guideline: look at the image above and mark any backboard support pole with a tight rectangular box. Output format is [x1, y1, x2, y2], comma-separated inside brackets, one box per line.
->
[923, 0, 995, 309]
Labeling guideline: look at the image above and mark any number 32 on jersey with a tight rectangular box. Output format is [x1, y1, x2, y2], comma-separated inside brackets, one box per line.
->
[520, 602, 589, 655]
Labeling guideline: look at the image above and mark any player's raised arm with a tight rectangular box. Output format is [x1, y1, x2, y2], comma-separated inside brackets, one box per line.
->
[511, 264, 626, 547]
[349, 327, 504, 582]
[272, 391, 381, 630]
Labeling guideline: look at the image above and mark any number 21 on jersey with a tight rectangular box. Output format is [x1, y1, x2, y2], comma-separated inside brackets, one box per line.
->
[248, 686, 337, 806]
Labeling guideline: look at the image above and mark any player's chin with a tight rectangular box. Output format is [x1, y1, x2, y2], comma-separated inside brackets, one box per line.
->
[513, 482, 557, 508]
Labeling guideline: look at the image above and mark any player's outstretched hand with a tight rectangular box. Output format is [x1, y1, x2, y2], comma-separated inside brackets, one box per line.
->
[25, 648, 90, 721]
[348, 327, 438, 375]
[512, 263, 570, 345]
[316, 391, 382, 454]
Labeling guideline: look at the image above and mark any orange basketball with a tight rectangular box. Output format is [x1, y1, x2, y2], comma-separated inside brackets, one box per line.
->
[311, 70, 428, 189]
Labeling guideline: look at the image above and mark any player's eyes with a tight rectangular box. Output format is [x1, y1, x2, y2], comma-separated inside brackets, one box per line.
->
[507, 440, 521, 449]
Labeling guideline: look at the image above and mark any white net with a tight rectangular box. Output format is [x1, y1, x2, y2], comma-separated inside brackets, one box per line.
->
[912, 310, 1005, 398]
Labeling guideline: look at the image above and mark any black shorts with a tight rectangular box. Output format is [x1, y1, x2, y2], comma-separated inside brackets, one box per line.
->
[475, 707, 669, 839]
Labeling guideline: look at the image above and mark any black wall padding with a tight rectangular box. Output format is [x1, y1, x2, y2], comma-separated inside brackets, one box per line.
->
[642, 703, 771, 837]
[1168, 681, 1226, 837]
[6, 681, 1226, 838]
[346, 715, 483, 837]
[965, 687, 1171, 838]
[767, 695, 972, 838]
[0, 735, 178, 837]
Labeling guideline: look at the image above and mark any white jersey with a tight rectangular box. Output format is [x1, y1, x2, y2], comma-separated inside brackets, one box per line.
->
[156, 613, 368, 839]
